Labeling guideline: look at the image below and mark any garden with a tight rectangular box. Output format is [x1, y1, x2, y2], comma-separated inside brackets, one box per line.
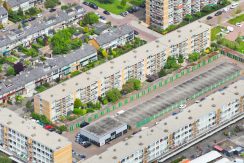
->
[228, 13, 244, 25]
[7, 7, 41, 23]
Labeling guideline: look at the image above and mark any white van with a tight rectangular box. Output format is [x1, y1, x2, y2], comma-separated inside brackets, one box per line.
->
[230, 3, 238, 9]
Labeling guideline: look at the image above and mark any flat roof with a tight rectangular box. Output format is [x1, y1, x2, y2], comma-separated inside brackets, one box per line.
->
[80, 117, 127, 137]
[190, 151, 222, 163]
[116, 63, 240, 126]
[0, 108, 71, 151]
[82, 80, 244, 163]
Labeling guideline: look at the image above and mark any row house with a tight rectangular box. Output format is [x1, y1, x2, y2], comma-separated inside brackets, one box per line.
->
[0, 7, 85, 55]
[5, 0, 44, 12]
[0, 6, 8, 25]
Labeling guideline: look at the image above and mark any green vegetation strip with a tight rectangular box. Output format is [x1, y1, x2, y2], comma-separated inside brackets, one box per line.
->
[228, 14, 244, 25]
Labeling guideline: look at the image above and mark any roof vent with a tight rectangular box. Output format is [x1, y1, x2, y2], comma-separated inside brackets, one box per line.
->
[7, 121, 11, 125]
[235, 92, 239, 95]
[146, 50, 149, 52]
[168, 39, 171, 43]
[178, 35, 181, 38]
[139, 135, 142, 139]
[110, 61, 114, 64]
[125, 142, 128, 146]
[86, 72, 91, 75]
[21, 121, 25, 124]
[156, 45, 159, 48]
[221, 92, 225, 95]
[155, 40, 159, 43]
[164, 122, 167, 125]
[177, 30, 181, 32]
[58, 139, 61, 142]
[164, 129, 168, 133]
[9, 114, 12, 117]
[175, 116, 178, 119]
[113, 149, 116, 152]
[190, 29, 193, 32]
[112, 156, 117, 159]
[100, 71, 103, 74]
[75, 83, 79, 86]
[211, 98, 214, 101]
[151, 129, 154, 132]
[123, 60, 126, 63]
[110, 66, 114, 69]
[139, 142, 143, 146]
[33, 126, 36, 129]
[212, 104, 216, 107]
[199, 104, 202, 107]
[62, 89, 65, 92]
[99, 156, 102, 159]
[46, 133, 49, 136]
[188, 116, 192, 120]
[234, 86, 237, 89]
[133, 50, 137, 53]
[31, 134, 36, 137]
[50, 94, 53, 97]
[134, 55, 137, 58]
[87, 77, 90, 80]
[62, 83, 66, 86]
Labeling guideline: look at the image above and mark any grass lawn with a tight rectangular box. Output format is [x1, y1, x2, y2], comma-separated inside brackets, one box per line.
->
[211, 26, 225, 41]
[86, 0, 131, 14]
[228, 14, 244, 25]
[6, 56, 19, 63]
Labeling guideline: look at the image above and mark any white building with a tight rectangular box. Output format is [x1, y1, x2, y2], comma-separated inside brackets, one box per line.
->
[0, 6, 8, 25]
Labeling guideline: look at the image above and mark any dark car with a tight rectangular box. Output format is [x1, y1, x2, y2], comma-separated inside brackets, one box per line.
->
[28, 17, 36, 22]
[83, 142, 91, 148]
[83, 1, 90, 5]
[128, 9, 134, 14]
[100, 16, 106, 20]
[49, 8, 56, 12]
[103, 10, 110, 15]
[206, 16, 213, 20]
[215, 11, 222, 16]
[89, 3, 98, 9]
[132, 6, 140, 12]
[48, 128, 56, 132]
[80, 122, 89, 128]
[139, 3, 145, 8]
[134, 30, 139, 35]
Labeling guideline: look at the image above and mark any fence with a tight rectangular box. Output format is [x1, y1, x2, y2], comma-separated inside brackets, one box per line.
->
[135, 70, 240, 128]
[68, 54, 221, 132]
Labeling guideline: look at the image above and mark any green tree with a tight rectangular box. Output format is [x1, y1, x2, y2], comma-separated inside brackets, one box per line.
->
[158, 69, 167, 77]
[184, 14, 193, 22]
[101, 49, 108, 58]
[188, 52, 200, 62]
[15, 95, 24, 103]
[178, 55, 184, 63]
[6, 66, 15, 76]
[106, 88, 122, 103]
[195, 12, 201, 18]
[74, 98, 83, 108]
[0, 155, 12, 163]
[164, 56, 180, 70]
[121, 0, 127, 8]
[82, 12, 99, 25]
[45, 0, 60, 8]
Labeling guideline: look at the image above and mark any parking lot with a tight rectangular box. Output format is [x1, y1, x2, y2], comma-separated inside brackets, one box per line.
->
[116, 63, 240, 127]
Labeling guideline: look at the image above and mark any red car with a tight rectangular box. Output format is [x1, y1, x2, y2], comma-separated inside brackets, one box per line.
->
[44, 125, 53, 129]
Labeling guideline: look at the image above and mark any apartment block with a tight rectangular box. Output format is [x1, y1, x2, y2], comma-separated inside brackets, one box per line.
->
[34, 22, 210, 121]
[82, 80, 244, 163]
[0, 108, 72, 163]
[146, 0, 219, 28]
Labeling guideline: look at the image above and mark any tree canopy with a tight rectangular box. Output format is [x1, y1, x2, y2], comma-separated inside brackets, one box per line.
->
[106, 88, 121, 103]
[82, 12, 99, 26]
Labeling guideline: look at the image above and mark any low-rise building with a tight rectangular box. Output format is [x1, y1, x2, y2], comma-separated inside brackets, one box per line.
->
[89, 24, 135, 50]
[0, 108, 72, 163]
[0, 6, 8, 25]
[0, 44, 97, 104]
[79, 117, 128, 146]
[5, 0, 44, 12]
[82, 80, 244, 163]
[34, 22, 211, 121]
[0, 8, 85, 55]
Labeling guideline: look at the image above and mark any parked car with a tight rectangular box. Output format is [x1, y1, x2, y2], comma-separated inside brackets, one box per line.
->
[80, 122, 89, 128]
[179, 104, 186, 109]
[37, 13, 42, 18]
[49, 8, 56, 12]
[44, 125, 54, 130]
[230, 3, 238, 9]
[195, 100, 200, 103]
[128, 9, 134, 14]
[89, 3, 98, 9]
[134, 30, 139, 35]
[103, 10, 110, 15]
[139, 3, 145, 8]
[100, 16, 106, 20]
[120, 12, 126, 17]
[48, 128, 56, 132]
[214, 11, 222, 16]
[236, 23, 242, 27]
[83, 142, 91, 148]
[83, 1, 90, 5]
[206, 16, 213, 20]
[28, 17, 36, 22]
[132, 6, 140, 12]
[172, 112, 177, 116]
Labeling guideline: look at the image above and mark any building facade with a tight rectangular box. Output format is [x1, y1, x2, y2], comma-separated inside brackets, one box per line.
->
[146, 0, 219, 29]
[82, 80, 244, 163]
[0, 108, 72, 163]
[34, 22, 211, 121]
[0, 6, 8, 25]
[5, 0, 44, 12]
